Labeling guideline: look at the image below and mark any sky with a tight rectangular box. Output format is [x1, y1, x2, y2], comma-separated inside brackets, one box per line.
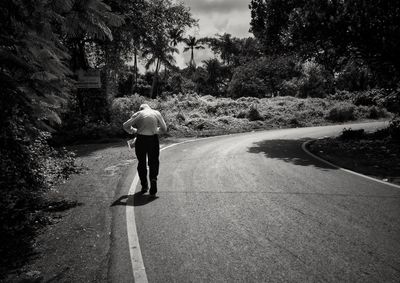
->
[134, 0, 253, 71]
[177, 0, 253, 68]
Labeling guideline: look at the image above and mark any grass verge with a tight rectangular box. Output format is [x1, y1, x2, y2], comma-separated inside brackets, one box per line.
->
[308, 128, 400, 185]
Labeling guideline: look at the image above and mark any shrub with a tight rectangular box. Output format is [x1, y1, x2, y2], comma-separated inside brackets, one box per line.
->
[325, 102, 355, 122]
[110, 94, 145, 130]
[0, 98, 77, 274]
[167, 73, 184, 94]
[335, 60, 374, 91]
[132, 79, 152, 97]
[389, 116, 400, 140]
[280, 78, 300, 96]
[228, 65, 269, 98]
[379, 88, 400, 115]
[352, 89, 385, 106]
[247, 105, 264, 121]
[228, 55, 300, 98]
[340, 128, 365, 140]
[176, 112, 186, 122]
[367, 106, 388, 119]
[296, 60, 334, 98]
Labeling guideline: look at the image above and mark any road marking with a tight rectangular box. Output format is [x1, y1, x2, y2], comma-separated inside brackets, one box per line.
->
[126, 139, 199, 283]
[302, 140, 400, 189]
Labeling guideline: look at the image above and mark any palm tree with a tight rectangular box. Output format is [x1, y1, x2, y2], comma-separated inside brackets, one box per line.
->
[203, 58, 227, 94]
[168, 28, 184, 47]
[204, 33, 239, 66]
[183, 36, 205, 68]
[142, 34, 178, 98]
[63, 0, 124, 70]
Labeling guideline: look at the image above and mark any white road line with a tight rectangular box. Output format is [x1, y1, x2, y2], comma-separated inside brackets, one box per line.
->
[126, 139, 198, 283]
[126, 173, 147, 283]
[302, 140, 400, 189]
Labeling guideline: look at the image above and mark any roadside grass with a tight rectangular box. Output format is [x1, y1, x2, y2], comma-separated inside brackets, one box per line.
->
[308, 127, 400, 185]
[109, 93, 391, 139]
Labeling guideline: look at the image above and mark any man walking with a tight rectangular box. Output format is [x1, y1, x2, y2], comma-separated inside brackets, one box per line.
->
[123, 104, 167, 196]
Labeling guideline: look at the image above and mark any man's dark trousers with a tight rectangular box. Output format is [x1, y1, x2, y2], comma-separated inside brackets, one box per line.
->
[135, 134, 160, 188]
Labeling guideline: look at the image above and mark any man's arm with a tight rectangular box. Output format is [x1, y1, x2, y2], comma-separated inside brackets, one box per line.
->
[123, 112, 140, 134]
[155, 111, 167, 134]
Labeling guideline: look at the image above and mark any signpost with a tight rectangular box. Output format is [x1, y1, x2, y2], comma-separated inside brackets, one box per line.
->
[76, 69, 101, 89]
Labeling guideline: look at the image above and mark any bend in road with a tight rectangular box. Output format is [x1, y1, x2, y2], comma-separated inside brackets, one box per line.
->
[133, 122, 400, 282]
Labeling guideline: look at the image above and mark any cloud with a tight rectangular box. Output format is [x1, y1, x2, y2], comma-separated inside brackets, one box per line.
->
[183, 0, 252, 38]
[184, 0, 247, 14]
[169, 1, 253, 68]
[181, 46, 216, 67]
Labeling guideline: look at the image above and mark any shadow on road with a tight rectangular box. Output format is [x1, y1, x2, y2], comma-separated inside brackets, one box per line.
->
[111, 192, 158, 207]
[68, 141, 126, 158]
[247, 138, 336, 170]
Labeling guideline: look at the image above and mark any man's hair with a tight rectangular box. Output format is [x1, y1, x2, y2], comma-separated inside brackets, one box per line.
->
[139, 104, 150, 110]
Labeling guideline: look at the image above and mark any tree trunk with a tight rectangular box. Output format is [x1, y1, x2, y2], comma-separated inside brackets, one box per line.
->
[134, 47, 138, 86]
[190, 47, 195, 68]
[150, 58, 160, 99]
[104, 42, 118, 104]
[150, 74, 159, 99]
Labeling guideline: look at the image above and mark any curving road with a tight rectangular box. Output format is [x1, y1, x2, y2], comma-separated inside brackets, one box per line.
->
[129, 122, 400, 282]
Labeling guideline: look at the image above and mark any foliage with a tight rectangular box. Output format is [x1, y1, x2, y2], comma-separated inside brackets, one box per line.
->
[228, 55, 300, 98]
[203, 33, 239, 65]
[380, 88, 400, 115]
[325, 102, 355, 122]
[110, 95, 146, 133]
[295, 60, 334, 98]
[335, 59, 375, 91]
[167, 73, 184, 94]
[183, 36, 205, 68]
[0, 95, 77, 276]
[389, 116, 400, 140]
[106, 93, 390, 139]
[0, 0, 73, 130]
[249, 0, 400, 85]
[340, 128, 365, 140]
[140, 0, 196, 98]
[0, 1, 123, 275]
[228, 64, 269, 98]
[199, 59, 230, 96]
[247, 105, 264, 121]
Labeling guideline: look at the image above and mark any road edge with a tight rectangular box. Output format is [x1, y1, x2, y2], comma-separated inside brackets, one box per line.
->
[302, 140, 400, 189]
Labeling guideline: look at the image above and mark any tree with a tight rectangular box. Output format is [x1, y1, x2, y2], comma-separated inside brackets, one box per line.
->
[63, 0, 124, 71]
[235, 37, 263, 63]
[204, 33, 240, 66]
[228, 55, 300, 98]
[140, 0, 196, 98]
[249, 0, 400, 85]
[202, 58, 229, 96]
[183, 36, 205, 68]
[0, 0, 124, 272]
[169, 28, 184, 47]
[142, 34, 178, 98]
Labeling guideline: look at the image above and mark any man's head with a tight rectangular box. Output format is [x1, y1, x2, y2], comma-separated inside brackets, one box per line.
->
[139, 104, 151, 110]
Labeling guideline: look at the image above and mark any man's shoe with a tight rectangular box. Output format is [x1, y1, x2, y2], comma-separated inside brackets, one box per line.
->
[140, 184, 148, 194]
[149, 180, 157, 196]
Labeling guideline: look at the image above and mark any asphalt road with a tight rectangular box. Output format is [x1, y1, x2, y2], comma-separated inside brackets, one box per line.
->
[130, 122, 400, 282]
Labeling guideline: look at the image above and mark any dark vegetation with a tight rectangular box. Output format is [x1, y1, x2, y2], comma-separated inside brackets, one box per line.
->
[309, 118, 400, 185]
[1, 0, 399, 278]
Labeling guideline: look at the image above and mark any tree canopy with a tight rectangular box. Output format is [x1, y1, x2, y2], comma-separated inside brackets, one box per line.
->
[249, 0, 400, 85]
